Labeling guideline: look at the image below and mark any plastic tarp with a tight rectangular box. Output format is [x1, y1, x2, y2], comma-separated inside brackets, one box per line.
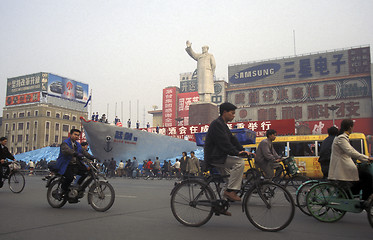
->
[14, 146, 201, 165]
[14, 146, 60, 163]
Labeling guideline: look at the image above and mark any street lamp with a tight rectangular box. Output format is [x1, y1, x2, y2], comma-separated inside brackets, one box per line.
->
[327, 105, 339, 127]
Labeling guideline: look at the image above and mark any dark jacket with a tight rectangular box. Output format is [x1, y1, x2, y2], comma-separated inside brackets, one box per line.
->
[318, 135, 336, 164]
[55, 138, 84, 175]
[180, 156, 189, 171]
[204, 116, 244, 165]
[0, 145, 15, 161]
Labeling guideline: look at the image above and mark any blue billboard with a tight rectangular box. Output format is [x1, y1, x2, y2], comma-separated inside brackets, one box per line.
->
[47, 74, 89, 103]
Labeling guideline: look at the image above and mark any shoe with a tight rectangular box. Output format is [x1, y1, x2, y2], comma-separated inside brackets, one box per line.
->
[362, 194, 373, 209]
[68, 198, 79, 204]
[219, 210, 232, 216]
[223, 191, 241, 202]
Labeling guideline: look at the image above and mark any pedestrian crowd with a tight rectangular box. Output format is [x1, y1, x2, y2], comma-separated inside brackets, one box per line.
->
[97, 151, 203, 180]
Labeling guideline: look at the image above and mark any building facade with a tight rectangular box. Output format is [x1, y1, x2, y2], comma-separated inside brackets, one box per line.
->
[2, 104, 88, 154]
[2, 72, 89, 154]
[227, 45, 373, 135]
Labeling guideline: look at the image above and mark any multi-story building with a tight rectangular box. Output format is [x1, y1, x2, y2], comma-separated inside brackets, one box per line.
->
[227, 45, 373, 135]
[2, 104, 87, 153]
[2, 72, 89, 154]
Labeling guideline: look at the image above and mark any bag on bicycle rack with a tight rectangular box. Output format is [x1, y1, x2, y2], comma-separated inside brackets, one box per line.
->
[282, 156, 299, 176]
[9, 162, 21, 171]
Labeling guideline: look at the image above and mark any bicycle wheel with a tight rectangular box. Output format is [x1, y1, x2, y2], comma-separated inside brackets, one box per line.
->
[285, 175, 309, 202]
[8, 171, 25, 193]
[47, 180, 67, 208]
[296, 180, 319, 216]
[170, 180, 215, 227]
[306, 182, 346, 222]
[244, 182, 295, 232]
[367, 198, 373, 228]
[88, 181, 115, 212]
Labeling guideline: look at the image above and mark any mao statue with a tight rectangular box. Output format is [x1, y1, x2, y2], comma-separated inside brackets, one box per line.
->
[185, 40, 216, 103]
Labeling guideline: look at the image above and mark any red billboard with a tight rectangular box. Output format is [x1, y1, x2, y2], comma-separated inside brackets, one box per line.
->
[5, 92, 40, 106]
[296, 118, 373, 136]
[141, 119, 296, 142]
[177, 91, 199, 126]
[162, 87, 177, 127]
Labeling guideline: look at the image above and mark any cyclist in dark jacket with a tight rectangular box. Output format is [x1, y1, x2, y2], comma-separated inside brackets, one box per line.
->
[204, 102, 252, 204]
[0, 137, 16, 181]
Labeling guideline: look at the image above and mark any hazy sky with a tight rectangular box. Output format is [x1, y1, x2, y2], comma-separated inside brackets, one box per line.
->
[1, 0, 372, 126]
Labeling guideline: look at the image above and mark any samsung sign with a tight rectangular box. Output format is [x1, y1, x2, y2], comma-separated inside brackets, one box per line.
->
[230, 63, 281, 84]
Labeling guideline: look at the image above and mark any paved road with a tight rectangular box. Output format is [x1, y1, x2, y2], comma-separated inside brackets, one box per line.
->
[0, 176, 372, 240]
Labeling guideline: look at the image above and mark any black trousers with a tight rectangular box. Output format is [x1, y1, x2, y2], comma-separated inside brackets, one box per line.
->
[61, 163, 88, 192]
[0, 162, 10, 179]
[319, 162, 329, 179]
[351, 169, 373, 200]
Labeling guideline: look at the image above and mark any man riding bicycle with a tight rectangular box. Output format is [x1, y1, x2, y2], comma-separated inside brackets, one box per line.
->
[54, 129, 95, 199]
[204, 102, 253, 205]
[254, 129, 283, 180]
[0, 137, 17, 185]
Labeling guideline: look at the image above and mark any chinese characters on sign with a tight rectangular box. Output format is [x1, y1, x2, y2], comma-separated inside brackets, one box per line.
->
[141, 119, 295, 141]
[7, 73, 42, 96]
[237, 101, 362, 122]
[232, 77, 370, 107]
[114, 130, 138, 144]
[162, 87, 177, 127]
[180, 80, 198, 93]
[5, 92, 40, 106]
[177, 92, 199, 126]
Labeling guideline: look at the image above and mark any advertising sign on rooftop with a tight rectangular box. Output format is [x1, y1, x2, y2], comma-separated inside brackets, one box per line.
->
[228, 46, 371, 86]
[6, 72, 46, 96]
[47, 74, 89, 103]
[6, 92, 40, 106]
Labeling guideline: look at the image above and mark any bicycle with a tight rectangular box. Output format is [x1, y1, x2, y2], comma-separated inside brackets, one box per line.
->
[170, 159, 295, 232]
[296, 179, 328, 216]
[272, 156, 310, 200]
[0, 161, 25, 193]
[305, 173, 373, 227]
[240, 156, 309, 201]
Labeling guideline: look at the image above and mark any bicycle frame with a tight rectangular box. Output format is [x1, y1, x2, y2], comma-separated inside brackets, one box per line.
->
[314, 182, 363, 213]
[46, 161, 105, 196]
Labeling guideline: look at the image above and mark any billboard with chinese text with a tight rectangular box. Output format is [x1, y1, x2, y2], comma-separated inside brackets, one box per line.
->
[5, 92, 40, 106]
[141, 117, 373, 142]
[180, 70, 198, 93]
[141, 119, 296, 142]
[162, 87, 177, 127]
[228, 46, 370, 86]
[6, 72, 46, 96]
[177, 91, 199, 125]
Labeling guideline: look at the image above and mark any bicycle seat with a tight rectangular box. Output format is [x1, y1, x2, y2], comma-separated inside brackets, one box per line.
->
[203, 164, 229, 182]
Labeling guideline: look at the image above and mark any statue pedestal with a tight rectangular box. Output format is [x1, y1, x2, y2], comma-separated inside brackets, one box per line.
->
[189, 102, 219, 125]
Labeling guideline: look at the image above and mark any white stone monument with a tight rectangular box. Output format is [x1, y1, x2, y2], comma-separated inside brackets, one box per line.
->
[185, 40, 216, 103]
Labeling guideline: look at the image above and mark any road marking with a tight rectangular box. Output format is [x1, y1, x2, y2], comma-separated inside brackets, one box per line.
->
[116, 195, 137, 198]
